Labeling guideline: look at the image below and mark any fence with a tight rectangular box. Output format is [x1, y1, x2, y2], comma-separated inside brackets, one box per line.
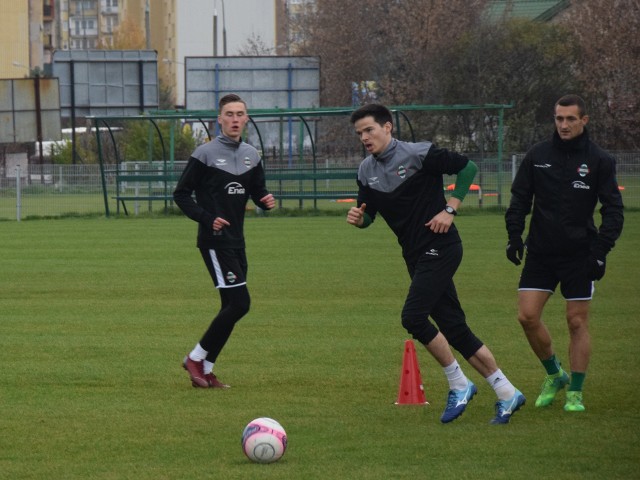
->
[1, 153, 638, 221]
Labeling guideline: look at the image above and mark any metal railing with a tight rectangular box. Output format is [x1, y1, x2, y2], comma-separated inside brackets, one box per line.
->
[2, 153, 638, 220]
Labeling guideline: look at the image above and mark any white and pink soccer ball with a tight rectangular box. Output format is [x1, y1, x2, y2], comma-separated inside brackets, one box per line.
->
[241, 417, 287, 464]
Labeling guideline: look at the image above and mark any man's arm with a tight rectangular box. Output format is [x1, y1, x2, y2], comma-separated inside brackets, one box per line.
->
[504, 155, 534, 265]
[505, 156, 534, 240]
[450, 160, 478, 202]
[425, 159, 477, 233]
[587, 155, 624, 279]
[249, 161, 275, 210]
[173, 157, 215, 228]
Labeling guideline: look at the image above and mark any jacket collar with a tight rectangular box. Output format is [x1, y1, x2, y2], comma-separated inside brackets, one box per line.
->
[374, 138, 398, 162]
[218, 134, 243, 148]
[553, 128, 589, 152]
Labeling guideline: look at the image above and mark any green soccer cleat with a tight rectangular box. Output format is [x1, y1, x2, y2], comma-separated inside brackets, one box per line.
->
[535, 370, 570, 407]
[564, 391, 586, 412]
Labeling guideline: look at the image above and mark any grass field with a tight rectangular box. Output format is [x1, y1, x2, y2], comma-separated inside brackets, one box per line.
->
[1, 212, 638, 479]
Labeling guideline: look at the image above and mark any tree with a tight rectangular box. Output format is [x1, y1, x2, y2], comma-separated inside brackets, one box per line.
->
[433, 19, 581, 152]
[288, 0, 639, 151]
[293, 0, 488, 106]
[289, 0, 489, 152]
[120, 120, 199, 164]
[238, 34, 274, 56]
[559, 0, 640, 149]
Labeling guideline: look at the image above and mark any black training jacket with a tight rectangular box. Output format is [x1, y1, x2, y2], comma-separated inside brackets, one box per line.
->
[173, 135, 270, 250]
[356, 139, 469, 265]
[505, 129, 623, 258]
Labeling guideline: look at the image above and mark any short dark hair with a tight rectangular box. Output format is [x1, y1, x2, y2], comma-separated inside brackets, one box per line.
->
[219, 93, 246, 111]
[555, 94, 587, 117]
[350, 103, 393, 127]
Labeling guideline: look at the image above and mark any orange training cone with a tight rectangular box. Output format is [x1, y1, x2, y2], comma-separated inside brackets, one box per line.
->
[395, 339, 429, 405]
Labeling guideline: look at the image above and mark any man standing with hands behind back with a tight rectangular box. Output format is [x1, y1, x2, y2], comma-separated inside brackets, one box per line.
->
[174, 93, 275, 389]
[505, 94, 624, 412]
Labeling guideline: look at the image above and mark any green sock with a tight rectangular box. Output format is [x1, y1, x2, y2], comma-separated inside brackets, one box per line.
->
[569, 372, 586, 391]
[541, 355, 561, 376]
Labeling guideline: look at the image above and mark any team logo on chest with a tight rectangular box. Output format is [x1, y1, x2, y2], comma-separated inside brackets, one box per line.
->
[572, 181, 590, 190]
[244, 157, 252, 168]
[397, 165, 407, 178]
[577, 163, 590, 177]
[225, 182, 246, 195]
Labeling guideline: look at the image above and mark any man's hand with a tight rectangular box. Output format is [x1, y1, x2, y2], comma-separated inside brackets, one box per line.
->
[260, 193, 275, 210]
[346, 203, 367, 227]
[425, 210, 454, 233]
[212, 217, 230, 232]
[506, 237, 524, 265]
[586, 255, 606, 280]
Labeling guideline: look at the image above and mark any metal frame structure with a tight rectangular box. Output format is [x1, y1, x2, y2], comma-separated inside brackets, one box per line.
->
[89, 104, 512, 216]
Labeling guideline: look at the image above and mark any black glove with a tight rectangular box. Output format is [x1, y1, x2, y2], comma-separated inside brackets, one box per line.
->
[506, 237, 524, 266]
[586, 255, 606, 281]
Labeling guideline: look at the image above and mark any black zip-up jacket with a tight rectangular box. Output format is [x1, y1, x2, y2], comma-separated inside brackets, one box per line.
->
[505, 128, 623, 258]
[356, 139, 470, 265]
[173, 135, 271, 249]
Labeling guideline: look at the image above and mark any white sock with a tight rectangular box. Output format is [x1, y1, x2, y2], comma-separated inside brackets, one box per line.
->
[189, 343, 208, 362]
[443, 360, 469, 391]
[203, 360, 214, 375]
[486, 369, 516, 400]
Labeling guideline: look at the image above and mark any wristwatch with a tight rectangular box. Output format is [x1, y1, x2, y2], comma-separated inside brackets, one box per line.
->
[444, 205, 458, 216]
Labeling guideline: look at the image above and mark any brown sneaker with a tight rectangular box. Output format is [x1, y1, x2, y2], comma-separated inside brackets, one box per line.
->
[205, 373, 230, 389]
[182, 356, 209, 388]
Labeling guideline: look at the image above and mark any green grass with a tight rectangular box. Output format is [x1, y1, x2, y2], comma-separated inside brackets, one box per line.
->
[0, 213, 638, 479]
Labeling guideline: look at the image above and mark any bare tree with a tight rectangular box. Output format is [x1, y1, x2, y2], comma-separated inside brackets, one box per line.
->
[559, 0, 640, 149]
[432, 18, 581, 152]
[287, 0, 639, 151]
[293, 0, 488, 106]
[238, 34, 275, 56]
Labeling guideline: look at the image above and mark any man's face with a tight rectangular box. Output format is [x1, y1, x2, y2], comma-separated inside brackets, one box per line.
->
[218, 101, 249, 141]
[554, 104, 589, 141]
[353, 116, 393, 155]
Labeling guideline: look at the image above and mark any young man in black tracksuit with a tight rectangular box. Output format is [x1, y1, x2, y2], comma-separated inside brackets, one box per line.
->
[174, 94, 275, 388]
[347, 103, 525, 424]
[505, 94, 624, 412]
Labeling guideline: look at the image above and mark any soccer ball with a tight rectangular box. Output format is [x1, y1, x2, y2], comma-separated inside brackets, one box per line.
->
[241, 417, 287, 464]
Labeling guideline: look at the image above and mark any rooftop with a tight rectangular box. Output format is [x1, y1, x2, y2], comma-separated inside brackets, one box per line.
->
[486, 0, 571, 22]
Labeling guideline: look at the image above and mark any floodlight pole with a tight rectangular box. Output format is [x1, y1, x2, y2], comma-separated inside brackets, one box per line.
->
[213, 1, 218, 56]
[221, 0, 227, 56]
[145, 0, 151, 49]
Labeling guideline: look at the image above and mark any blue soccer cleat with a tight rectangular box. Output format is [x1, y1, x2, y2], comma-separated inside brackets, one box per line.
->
[440, 381, 478, 423]
[490, 389, 526, 424]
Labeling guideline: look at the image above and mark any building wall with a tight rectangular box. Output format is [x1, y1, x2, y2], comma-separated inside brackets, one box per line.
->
[0, 1, 30, 78]
[155, 0, 278, 108]
[0, 0, 284, 100]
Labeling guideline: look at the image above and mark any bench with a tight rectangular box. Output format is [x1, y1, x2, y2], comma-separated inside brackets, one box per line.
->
[267, 168, 358, 208]
[112, 172, 180, 215]
[111, 169, 501, 214]
[110, 168, 359, 214]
